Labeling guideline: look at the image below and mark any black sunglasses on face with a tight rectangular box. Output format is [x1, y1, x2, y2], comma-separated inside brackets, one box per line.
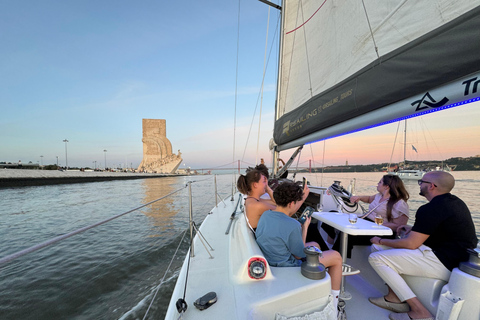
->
[418, 179, 437, 187]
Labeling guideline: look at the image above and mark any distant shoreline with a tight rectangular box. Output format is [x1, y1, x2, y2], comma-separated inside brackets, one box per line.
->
[0, 169, 185, 188]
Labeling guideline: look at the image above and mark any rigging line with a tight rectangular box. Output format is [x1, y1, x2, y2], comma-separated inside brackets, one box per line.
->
[256, 6, 271, 164]
[192, 222, 214, 257]
[142, 228, 188, 320]
[189, 176, 216, 184]
[233, 0, 242, 189]
[321, 140, 326, 186]
[240, 14, 281, 161]
[282, 0, 302, 116]
[204, 161, 237, 169]
[292, 148, 302, 181]
[182, 234, 192, 299]
[241, 159, 257, 165]
[309, 144, 319, 186]
[285, 0, 327, 34]
[361, 0, 380, 59]
[388, 121, 402, 170]
[299, 0, 313, 97]
[420, 118, 445, 161]
[0, 186, 187, 266]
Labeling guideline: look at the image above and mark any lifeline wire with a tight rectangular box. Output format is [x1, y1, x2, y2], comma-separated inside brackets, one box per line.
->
[142, 228, 189, 320]
[0, 186, 187, 266]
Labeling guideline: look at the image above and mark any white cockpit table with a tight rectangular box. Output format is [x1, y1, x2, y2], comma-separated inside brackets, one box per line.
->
[312, 211, 393, 299]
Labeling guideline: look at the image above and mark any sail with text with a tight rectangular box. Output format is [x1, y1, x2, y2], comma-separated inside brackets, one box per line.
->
[273, 1, 480, 151]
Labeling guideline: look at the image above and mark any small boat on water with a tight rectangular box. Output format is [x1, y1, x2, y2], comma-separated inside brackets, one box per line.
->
[166, 1, 480, 319]
[388, 120, 454, 180]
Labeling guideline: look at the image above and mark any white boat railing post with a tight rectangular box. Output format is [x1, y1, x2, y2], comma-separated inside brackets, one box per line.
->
[349, 178, 356, 195]
[188, 181, 195, 258]
[214, 175, 218, 207]
[339, 232, 351, 300]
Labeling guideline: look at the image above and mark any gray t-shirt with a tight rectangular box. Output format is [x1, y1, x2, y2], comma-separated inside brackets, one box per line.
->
[255, 210, 306, 267]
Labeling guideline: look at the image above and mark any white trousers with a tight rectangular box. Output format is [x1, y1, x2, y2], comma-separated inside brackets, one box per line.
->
[368, 244, 451, 302]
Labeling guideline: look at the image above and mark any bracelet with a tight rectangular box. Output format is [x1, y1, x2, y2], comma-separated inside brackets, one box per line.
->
[379, 238, 383, 245]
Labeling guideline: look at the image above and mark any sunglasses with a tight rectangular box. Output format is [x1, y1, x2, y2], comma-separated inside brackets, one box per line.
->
[418, 179, 437, 187]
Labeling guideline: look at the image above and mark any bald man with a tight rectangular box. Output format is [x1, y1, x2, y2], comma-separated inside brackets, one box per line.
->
[368, 171, 477, 320]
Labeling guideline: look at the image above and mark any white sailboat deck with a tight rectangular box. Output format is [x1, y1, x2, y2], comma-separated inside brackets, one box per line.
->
[166, 193, 395, 319]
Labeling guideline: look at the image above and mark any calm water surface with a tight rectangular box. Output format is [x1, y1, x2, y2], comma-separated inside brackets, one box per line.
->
[0, 172, 479, 319]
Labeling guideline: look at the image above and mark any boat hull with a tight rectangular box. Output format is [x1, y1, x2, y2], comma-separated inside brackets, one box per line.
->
[389, 170, 425, 180]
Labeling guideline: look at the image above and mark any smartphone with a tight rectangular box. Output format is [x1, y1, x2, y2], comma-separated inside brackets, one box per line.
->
[303, 177, 307, 187]
[298, 206, 314, 224]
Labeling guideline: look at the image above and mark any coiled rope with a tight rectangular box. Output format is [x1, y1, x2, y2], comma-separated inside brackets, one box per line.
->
[328, 183, 358, 213]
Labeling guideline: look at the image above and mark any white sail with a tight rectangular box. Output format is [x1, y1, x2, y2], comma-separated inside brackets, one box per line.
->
[274, 0, 480, 150]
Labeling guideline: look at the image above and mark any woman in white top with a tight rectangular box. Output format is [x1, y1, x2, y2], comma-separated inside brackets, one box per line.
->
[350, 174, 410, 233]
[326, 174, 409, 258]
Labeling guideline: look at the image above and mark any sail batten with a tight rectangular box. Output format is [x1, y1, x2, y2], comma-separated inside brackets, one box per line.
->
[274, 1, 480, 149]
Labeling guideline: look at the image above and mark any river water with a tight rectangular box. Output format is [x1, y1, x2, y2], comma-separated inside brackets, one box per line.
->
[1, 172, 479, 319]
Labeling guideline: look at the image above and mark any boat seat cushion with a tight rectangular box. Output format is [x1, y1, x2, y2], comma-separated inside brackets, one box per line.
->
[229, 213, 272, 282]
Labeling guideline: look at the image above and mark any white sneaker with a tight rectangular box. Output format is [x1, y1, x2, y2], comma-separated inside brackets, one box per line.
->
[342, 264, 360, 276]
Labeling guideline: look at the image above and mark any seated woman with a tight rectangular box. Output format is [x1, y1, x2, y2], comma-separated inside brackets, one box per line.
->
[335, 174, 410, 257]
[350, 174, 409, 233]
[237, 169, 276, 232]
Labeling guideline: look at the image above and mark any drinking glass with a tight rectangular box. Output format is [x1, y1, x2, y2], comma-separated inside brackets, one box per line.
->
[374, 214, 384, 228]
[348, 214, 357, 227]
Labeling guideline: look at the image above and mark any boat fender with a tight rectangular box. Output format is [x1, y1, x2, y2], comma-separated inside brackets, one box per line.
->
[176, 298, 187, 313]
[301, 246, 326, 280]
[194, 292, 217, 311]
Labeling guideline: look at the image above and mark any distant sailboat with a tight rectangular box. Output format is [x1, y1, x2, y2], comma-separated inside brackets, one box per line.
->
[389, 120, 454, 180]
[389, 120, 425, 180]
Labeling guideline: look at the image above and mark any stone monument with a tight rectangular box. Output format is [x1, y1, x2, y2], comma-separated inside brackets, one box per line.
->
[137, 119, 182, 173]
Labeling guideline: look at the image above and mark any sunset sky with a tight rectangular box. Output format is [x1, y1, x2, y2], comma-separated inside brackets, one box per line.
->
[1, 1, 479, 170]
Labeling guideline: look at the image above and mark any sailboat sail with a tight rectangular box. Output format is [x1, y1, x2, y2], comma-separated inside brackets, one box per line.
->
[274, 1, 480, 151]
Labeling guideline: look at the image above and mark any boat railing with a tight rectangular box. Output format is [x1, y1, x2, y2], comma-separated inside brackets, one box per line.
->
[225, 193, 244, 235]
[0, 176, 222, 267]
[1, 175, 233, 320]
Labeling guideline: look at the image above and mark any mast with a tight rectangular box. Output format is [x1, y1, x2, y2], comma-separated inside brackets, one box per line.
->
[272, 0, 284, 176]
[403, 120, 407, 168]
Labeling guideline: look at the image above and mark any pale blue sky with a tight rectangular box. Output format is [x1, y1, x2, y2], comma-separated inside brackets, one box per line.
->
[1, 1, 478, 170]
[0, 0, 282, 169]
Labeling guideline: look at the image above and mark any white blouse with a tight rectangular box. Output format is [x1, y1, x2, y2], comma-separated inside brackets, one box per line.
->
[366, 193, 409, 221]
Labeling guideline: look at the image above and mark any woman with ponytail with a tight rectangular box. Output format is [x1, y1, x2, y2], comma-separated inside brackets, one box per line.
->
[237, 169, 276, 232]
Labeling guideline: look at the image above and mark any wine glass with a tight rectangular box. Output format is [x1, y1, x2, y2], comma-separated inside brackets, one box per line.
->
[374, 214, 384, 228]
[348, 214, 357, 227]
